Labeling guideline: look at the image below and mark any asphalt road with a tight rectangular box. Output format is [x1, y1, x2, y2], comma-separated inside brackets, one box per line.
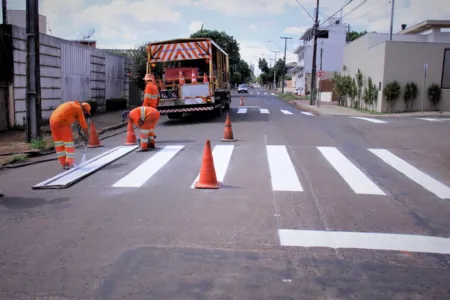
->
[1, 87, 450, 299]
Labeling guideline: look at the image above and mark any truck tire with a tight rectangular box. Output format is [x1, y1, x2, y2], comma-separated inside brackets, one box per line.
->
[168, 113, 182, 120]
[214, 105, 223, 117]
[224, 92, 231, 110]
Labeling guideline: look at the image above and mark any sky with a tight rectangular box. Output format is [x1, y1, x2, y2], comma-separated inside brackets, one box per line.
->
[3, 0, 450, 75]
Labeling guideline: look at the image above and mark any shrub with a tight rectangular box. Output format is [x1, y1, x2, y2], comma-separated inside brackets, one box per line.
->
[427, 83, 442, 111]
[106, 98, 128, 111]
[85, 100, 98, 115]
[403, 82, 418, 111]
[383, 80, 401, 113]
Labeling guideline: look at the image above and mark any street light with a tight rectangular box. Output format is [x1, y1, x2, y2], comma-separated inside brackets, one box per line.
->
[268, 41, 282, 90]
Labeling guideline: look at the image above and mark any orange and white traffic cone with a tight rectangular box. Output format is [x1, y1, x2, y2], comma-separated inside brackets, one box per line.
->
[124, 121, 137, 145]
[194, 140, 220, 189]
[221, 113, 237, 142]
[203, 74, 209, 83]
[191, 70, 198, 84]
[240, 96, 244, 106]
[179, 71, 185, 85]
[87, 121, 103, 148]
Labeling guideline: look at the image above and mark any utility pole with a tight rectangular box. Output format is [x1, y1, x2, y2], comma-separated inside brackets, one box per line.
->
[280, 36, 292, 94]
[25, 0, 41, 141]
[310, 0, 320, 105]
[320, 47, 323, 70]
[389, 0, 395, 40]
[2, 0, 7, 24]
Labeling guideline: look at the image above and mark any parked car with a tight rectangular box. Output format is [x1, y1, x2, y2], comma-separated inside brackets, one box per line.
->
[238, 84, 248, 93]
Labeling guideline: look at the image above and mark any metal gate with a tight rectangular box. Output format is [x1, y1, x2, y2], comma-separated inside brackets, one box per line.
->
[128, 81, 142, 107]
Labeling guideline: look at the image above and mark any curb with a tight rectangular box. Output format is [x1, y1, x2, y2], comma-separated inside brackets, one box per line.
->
[0, 122, 128, 169]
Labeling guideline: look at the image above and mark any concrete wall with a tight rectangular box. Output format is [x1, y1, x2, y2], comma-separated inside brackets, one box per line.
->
[343, 34, 387, 111]
[6, 10, 47, 34]
[9, 25, 130, 126]
[384, 41, 450, 112]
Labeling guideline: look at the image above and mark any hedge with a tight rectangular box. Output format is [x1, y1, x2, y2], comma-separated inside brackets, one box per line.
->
[106, 98, 128, 111]
[85, 100, 98, 115]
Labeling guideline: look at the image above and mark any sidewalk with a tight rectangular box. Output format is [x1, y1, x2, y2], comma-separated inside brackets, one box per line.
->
[0, 111, 126, 166]
[289, 99, 450, 118]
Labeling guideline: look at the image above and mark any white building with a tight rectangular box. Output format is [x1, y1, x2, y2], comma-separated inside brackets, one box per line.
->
[291, 18, 347, 95]
[343, 20, 450, 112]
[6, 10, 47, 34]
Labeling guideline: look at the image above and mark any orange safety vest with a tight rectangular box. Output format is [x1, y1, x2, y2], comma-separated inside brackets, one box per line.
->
[50, 101, 88, 129]
[129, 106, 159, 125]
[143, 82, 160, 108]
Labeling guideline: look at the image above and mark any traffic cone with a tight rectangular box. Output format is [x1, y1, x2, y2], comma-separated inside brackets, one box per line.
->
[203, 74, 209, 83]
[194, 140, 220, 189]
[179, 71, 185, 85]
[221, 113, 237, 142]
[191, 70, 198, 84]
[240, 96, 244, 106]
[124, 121, 137, 145]
[87, 121, 103, 148]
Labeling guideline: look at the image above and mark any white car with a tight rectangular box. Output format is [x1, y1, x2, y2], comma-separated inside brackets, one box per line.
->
[238, 84, 248, 93]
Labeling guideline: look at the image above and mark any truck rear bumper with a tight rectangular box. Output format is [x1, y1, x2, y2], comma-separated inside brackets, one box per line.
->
[157, 104, 220, 114]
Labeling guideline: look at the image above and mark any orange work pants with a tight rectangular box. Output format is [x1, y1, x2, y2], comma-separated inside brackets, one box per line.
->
[50, 119, 75, 167]
[139, 112, 160, 150]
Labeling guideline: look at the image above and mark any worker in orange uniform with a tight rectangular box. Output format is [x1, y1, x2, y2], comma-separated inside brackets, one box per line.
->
[142, 73, 160, 108]
[122, 106, 160, 151]
[49, 101, 91, 169]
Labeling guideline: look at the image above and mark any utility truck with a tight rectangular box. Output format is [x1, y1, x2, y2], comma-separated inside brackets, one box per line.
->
[147, 38, 231, 119]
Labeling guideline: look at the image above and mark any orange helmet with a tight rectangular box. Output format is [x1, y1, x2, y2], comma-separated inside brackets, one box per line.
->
[143, 73, 153, 81]
[81, 102, 91, 115]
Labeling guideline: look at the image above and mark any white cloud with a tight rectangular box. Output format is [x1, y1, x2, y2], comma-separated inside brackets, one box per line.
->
[248, 25, 258, 31]
[189, 20, 204, 33]
[283, 26, 310, 35]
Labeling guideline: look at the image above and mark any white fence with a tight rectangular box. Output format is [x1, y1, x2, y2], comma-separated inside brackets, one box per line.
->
[9, 25, 131, 126]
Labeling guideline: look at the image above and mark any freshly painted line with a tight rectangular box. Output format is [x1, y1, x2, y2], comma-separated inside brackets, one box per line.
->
[264, 92, 268, 95]
[257, 92, 260, 95]
[260, 108, 270, 114]
[369, 149, 450, 199]
[271, 93, 275, 96]
[301, 112, 314, 116]
[280, 110, 293, 115]
[237, 108, 247, 114]
[250, 92, 253, 94]
[191, 145, 234, 188]
[351, 117, 387, 124]
[278, 229, 450, 255]
[112, 145, 184, 188]
[417, 118, 450, 122]
[318, 147, 385, 195]
[266, 145, 303, 192]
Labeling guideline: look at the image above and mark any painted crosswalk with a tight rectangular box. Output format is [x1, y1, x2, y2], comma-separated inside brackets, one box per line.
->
[76, 144, 450, 201]
[233, 107, 296, 115]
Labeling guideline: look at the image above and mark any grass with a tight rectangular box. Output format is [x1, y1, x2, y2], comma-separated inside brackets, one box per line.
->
[0, 154, 29, 166]
[30, 135, 54, 152]
[278, 93, 301, 101]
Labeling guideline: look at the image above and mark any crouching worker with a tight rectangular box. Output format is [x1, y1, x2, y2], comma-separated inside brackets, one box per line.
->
[50, 101, 91, 170]
[122, 106, 160, 151]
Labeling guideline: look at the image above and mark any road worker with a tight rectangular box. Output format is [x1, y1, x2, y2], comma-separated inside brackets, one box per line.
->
[49, 101, 91, 170]
[122, 106, 160, 151]
[142, 73, 160, 108]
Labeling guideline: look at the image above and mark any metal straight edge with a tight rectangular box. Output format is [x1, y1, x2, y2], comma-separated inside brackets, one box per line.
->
[31, 146, 137, 190]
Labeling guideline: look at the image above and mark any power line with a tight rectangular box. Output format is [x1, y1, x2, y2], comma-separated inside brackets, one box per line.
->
[346, 0, 389, 21]
[280, 36, 293, 94]
[319, 0, 354, 26]
[295, 0, 315, 21]
[320, 0, 369, 32]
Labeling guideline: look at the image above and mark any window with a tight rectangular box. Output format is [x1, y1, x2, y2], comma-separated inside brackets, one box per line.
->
[442, 49, 450, 89]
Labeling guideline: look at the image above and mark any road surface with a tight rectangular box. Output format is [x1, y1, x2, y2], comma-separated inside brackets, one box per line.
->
[1, 87, 450, 299]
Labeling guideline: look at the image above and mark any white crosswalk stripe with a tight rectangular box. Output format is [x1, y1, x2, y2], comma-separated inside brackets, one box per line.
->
[191, 145, 234, 188]
[301, 112, 314, 116]
[60, 144, 450, 201]
[237, 108, 247, 114]
[260, 108, 270, 114]
[280, 110, 293, 115]
[417, 118, 450, 122]
[351, 117, 387, 124]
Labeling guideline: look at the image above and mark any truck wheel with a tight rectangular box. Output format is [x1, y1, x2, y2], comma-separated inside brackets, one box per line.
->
[168, 113, 182, 119]
[224, 93, 231, 110]
[214, 105, 223, 117]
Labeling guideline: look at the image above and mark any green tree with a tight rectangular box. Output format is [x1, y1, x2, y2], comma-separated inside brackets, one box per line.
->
[383, 81, 401, 113]
[190, 29, 241, 68]
[129, 41, 164, 90]
[347, 30, 368, 42]
[403, 82, 418, 111]
[236, 59, 252, 83]
[258, 58, 270, 73]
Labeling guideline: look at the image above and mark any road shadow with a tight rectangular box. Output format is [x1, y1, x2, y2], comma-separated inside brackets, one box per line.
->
[0, 196, 70, 209]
